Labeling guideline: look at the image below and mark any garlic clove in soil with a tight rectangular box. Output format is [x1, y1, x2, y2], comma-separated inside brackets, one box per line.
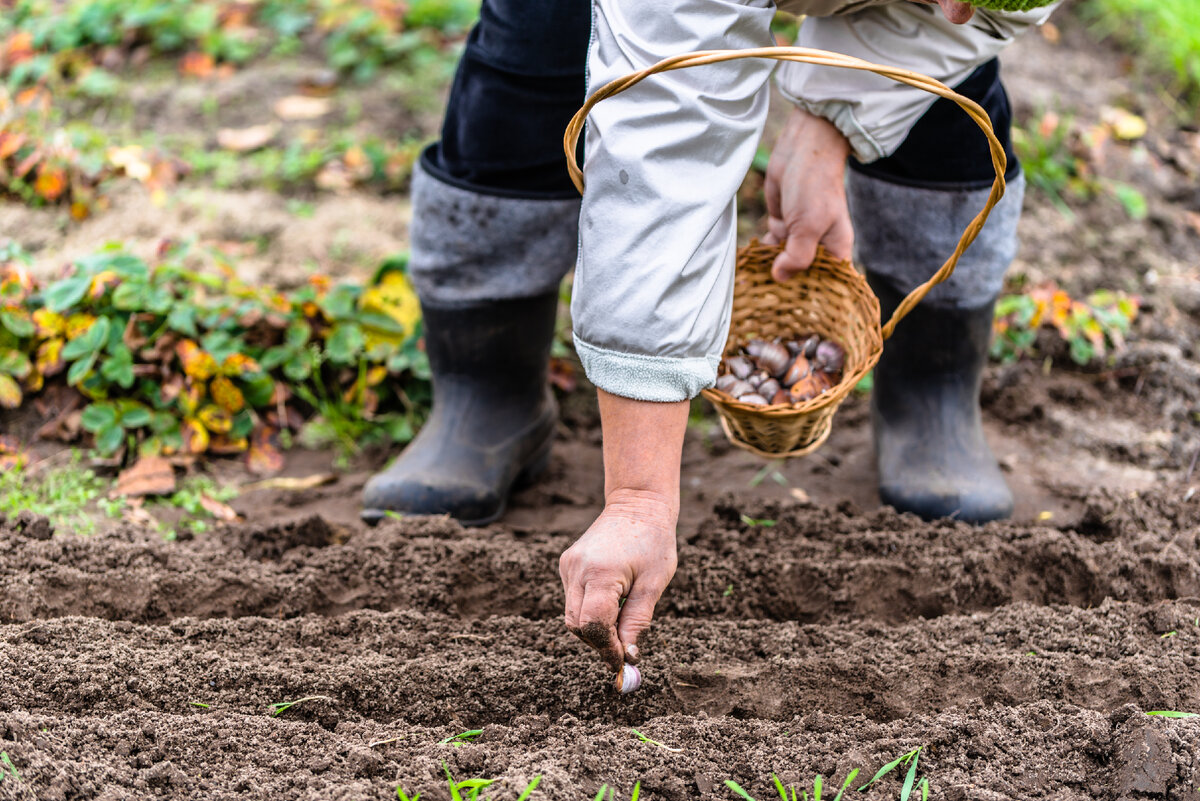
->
[616, 663, 642, 694]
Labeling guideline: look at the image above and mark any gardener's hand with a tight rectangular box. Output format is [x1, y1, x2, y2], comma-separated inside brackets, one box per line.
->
[560, 491, 679, 673]
[762, 107, 854, 282]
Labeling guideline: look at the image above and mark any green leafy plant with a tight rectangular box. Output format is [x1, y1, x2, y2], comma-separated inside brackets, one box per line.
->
[0, 451, 118, 534]
[1082, 0, 1200, 96]
[0, 241, 429, 468]
[992, 282, 1139, 366]
[630, 728, 682, 753]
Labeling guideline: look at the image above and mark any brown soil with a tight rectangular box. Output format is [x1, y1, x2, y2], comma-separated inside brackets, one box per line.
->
[3, 4, 1200, 799]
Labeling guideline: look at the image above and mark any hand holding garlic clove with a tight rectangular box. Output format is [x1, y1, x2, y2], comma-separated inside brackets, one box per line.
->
[713, 335, 845, 405]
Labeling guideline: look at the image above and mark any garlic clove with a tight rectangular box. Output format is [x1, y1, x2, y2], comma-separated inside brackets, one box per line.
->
[757, 378, 781, 400]
[782, 354, 812, 388]
[771, 388, 791, 405]
[715, 374, 740, 393]
[738, 393, 769, 405]
[789, 369, 833, 402]
[616, 663, 642, 694]
[726, 355, 754, 380]
[745, 339, 790, 378]
[802, 335, 820, 360]
[747, 371, 769, 389]
[724, 379, 755, 398]
[815, 340, 845, 373]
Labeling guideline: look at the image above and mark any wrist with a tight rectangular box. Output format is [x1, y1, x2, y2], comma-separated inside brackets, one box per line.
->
[603, 488, 679, 530]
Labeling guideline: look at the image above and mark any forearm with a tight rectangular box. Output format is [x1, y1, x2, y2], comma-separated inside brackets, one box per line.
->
[598, 390, 688, 520]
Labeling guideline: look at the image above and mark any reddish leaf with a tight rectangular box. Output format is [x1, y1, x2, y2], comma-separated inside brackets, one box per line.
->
[246, 425, 284, 476]
[115, 455, 177, 497]
[198, 494, 239, 521]
[0, 131, 26, 161]
[207, 434, 249, 455]
[179, 52, 216, 78]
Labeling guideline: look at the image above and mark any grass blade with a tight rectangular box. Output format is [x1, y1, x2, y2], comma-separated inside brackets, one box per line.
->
[773, 773, 788, 800]
[813, 774, 822, 801]
[725, 780, 757, 800]
[832, 769, 858, 801]
[857, 747, 919, 793]
[899, 749, 920, 801]
[631, 781, 641, 801]
[516, 776, 542, 801]
[593, 784, 609, 801]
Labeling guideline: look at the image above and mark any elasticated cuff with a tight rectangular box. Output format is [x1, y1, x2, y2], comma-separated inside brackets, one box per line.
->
[574, 335, 719, 403]
[778, 93, 888, 164]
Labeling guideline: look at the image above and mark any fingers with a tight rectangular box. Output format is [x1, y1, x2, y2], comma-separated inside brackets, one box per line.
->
[574, 581, 625, 673]
[937, 0, 974, 23]
[771, 225, 819, 283]
[616, 584, 661, 665]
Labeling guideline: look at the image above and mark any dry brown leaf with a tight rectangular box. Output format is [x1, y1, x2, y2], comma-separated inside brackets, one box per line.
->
[247, 426, 284, 476]
[115, 455, 176, 497]
[240, 473, 337, 493]
[198, 494, 239, 522]
[216, 123, 279, 153]
[273, 95, 331, 121]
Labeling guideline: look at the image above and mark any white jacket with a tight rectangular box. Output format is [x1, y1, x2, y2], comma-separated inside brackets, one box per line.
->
[571, 0, 1059, 402]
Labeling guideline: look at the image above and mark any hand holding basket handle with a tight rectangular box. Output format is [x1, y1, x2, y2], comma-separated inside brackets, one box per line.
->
[564, 47, 1008, 457]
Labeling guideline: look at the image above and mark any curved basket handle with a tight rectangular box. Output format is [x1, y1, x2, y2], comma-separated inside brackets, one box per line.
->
[563, 47, 1007, 339]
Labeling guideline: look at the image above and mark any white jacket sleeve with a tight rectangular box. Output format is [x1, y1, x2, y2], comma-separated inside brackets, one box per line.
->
[776, 2, 1061, 163]
[571, 0, 777, 402]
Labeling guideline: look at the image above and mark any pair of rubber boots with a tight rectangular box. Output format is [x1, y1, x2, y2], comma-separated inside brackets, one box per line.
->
[360, 280, 1012, 526]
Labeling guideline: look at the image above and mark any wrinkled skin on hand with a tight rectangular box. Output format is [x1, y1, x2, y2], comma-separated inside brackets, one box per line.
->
[559, 491, 678, 673]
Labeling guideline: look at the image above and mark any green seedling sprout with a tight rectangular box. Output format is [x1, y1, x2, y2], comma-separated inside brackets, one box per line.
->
[740, 515, 777, 528]
[630, 728, 683, 753]
[397, 786, 422, 801]
[268, 695, 333, 716]
[856, 746, 929, 801]
[1161, 631, 1177, 639]
[725, 769, 858, 801]
[593, 782, 641, 801]
[438, 729, 484, 746]
[189, 701, 211, 709]
[441, 762, 541, 801]
[0, 752, 20, 782]
[750, 462, 789, 488]
[724, 584, 735, 597]
[1147, 711, 1199, 718]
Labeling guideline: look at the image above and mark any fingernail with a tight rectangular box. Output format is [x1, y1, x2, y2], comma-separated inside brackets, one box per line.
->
[625, 644, 639, 663]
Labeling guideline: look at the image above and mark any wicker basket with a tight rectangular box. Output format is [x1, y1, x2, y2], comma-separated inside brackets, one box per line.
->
[564, 47, 1007, 457]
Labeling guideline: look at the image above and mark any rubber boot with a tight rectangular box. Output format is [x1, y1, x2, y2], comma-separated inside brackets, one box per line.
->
[869, 278, 1013, 523]
[361, 292, 559, 526]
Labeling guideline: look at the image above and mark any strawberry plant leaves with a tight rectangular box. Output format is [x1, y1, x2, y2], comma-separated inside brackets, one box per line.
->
[167, 305, 198, 337]
[0, 348, 32, 379]
[94, 423, 125, 455]
[62, 316, 110, 360]
[100, 344, 135, 388]
[120, 405, 153, 430]
[80, 403, 119, 433]
[43, 276, 91, 312]
[66, 352, 97, 385]
[325, 322, 364, 365]
[0, 307, 35, 337]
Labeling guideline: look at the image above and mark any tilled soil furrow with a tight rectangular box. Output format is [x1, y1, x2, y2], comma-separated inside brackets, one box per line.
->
[1, 702, 1195, 800]
[1, 491, 1198, 625]
[3, 601, 1198, 726]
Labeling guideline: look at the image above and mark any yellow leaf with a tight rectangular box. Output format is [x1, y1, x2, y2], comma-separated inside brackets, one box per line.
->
[33, 309, 64, 337]
[197, 404, 233, 434]
[222, 353, 260, 376]
[210, 375, 245, 413]
[65, 313, 97, 339]
[176, 340, 218, 380]
[23, 368, 42, 393]
[88, 269, 119, 299]
[107, 145, 153, 182]
[0, 374, 22, 409]
[181, 418, 210, 454]
[366, 365, 388, 386]
[179, 382, 205, 416]
[360, 269, 421, 346]
[1104, 107, 1148, 141]
[36, 338, 64, 377]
